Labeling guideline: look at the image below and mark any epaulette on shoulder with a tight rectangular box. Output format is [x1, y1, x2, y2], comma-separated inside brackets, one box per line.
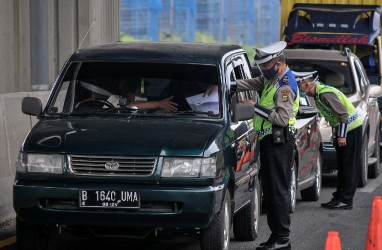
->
[278, 75, 289, 87]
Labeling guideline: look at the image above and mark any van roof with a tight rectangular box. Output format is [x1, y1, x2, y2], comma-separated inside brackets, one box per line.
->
[70, 42, 244, 64]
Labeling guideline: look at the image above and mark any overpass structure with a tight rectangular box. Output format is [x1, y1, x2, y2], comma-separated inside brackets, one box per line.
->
[0, 0, 120, 223]
[0, 0, 120, 94]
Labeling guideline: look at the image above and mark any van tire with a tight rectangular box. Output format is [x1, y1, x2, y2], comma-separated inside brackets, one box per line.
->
[16, 216, 50, 250]
[233, 176, 260, 241]
[301, 151, 322, 201]
[200, 191, 231, 250]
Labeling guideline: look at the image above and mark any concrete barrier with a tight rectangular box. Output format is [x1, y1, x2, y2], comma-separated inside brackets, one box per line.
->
[0, 91, 50, 223]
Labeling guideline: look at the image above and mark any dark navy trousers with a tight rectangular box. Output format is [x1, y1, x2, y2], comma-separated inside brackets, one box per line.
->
[260, 132, 295, 238]
[333, 125, 362, 205]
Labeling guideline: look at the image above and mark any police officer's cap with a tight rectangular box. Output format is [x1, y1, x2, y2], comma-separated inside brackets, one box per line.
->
[254, 41, 287, 65]
[292, 71, 318, 84]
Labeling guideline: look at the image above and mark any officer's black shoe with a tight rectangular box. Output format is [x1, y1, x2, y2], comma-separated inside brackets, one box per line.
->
[256, 237, 291, 250]
[325, 201, 353, 210]
[321, 198, 340, 208]
[259, 234, 278, 246]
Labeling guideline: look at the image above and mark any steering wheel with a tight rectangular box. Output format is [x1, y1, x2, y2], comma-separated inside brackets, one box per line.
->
[74, 99, 115, 109]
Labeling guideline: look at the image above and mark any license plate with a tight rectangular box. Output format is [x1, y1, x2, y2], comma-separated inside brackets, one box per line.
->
[79, 189, 140, 208]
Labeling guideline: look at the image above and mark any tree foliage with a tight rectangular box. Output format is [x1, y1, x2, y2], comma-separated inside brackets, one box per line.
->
[119, 32, 260, 65]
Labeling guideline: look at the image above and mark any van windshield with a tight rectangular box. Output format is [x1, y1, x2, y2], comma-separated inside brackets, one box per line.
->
[46, 61, 221, 118]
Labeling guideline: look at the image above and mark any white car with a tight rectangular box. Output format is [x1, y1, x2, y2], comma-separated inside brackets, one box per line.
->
[285, 47, 382, 187]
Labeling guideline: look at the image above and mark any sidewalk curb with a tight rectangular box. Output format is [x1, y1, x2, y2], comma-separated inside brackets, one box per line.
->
[0, 217, 15, 241]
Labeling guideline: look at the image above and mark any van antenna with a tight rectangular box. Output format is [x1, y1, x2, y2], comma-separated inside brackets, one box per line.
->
[78, 18, 96, 50]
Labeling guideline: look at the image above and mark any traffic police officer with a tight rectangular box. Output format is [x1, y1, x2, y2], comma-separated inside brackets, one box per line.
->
[294, 71, 362, 210]
[235, 41, 298, 250]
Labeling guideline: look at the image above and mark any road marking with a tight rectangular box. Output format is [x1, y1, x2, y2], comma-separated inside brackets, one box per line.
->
[358, 173, 382, 193]
[0, 236, 16, 248]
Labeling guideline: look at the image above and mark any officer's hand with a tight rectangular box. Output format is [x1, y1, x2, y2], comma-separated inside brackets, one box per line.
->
[204, 85, 218, 97]
[241, 99, 257, 105]
[337, 137, 346, 147]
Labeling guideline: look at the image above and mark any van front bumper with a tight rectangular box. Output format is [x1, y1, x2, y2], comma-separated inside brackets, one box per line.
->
[14, 180, 225, 230]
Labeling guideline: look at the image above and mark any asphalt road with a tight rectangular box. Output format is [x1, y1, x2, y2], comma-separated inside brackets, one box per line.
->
[1, 173, 381, 250]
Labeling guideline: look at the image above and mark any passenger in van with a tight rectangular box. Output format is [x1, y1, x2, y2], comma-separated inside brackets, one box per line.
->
[294, 70, 362, 211]
[107, 78, 178, 112]
[169, 80, 219, 113]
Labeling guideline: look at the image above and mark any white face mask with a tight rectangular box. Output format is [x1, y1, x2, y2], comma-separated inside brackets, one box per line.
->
[299, 80, 316, 97]
[299, 90, 307, 98]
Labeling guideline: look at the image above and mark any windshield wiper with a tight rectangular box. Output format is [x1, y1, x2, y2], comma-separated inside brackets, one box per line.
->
[75, 107, 139, 114]
[106, 107, 140, 114]
[172, 110, 220, 117]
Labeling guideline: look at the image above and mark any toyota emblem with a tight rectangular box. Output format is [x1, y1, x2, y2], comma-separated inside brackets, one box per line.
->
[105, 161, 119, 171]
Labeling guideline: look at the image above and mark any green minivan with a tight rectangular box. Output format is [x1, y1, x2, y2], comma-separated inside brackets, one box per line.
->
[14, 42, 261, 250]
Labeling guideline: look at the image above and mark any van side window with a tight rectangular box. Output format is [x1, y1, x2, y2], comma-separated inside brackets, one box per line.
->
[229, 54, 253, 80]
[233, 65, 245, 80]
[225, 55, 257, 107]
[48, 80, 71, 113]
[240, 54, 253, 79]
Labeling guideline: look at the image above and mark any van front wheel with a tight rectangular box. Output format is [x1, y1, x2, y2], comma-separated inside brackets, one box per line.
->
[16, 216, 50, 250]
[200, 191, 231, 250]
[233, 176, 260, 241]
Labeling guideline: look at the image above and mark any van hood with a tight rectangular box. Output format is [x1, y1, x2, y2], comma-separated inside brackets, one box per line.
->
[24, 118, 223, 157]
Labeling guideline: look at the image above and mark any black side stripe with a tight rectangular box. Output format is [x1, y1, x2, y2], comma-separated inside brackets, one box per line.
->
[254, 104, 272, 120]
[338, 123, 348, 138]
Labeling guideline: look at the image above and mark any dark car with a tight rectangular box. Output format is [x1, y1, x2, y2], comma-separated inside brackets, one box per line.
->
[284, 48, 382, 187]
[15, 42, 261, 250]
[290, 95, 323, 212]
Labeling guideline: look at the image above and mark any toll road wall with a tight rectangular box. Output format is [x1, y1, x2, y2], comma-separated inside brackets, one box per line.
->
[0, 91, 49, 222]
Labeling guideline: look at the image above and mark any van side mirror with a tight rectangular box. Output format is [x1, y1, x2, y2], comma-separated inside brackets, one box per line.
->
[232, 102, 255, 122]
[22, 97, 42, 117]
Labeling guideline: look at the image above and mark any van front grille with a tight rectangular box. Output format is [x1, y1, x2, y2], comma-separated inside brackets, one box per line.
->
[68, 155, 157, 176]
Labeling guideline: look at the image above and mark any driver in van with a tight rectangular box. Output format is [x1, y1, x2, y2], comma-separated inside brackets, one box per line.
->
[74, 81, 114, 110]
[107, 78, 178, 112]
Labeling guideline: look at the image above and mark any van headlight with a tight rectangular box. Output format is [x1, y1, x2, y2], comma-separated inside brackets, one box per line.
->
[161, 157, 216, 178]
[16, 153, 64, 174]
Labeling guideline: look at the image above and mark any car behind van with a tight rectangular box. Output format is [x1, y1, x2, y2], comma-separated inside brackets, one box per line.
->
[285, 48, 382, 187]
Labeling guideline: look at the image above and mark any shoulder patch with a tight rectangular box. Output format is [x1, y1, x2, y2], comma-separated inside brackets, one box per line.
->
[281, 89, 290, 102]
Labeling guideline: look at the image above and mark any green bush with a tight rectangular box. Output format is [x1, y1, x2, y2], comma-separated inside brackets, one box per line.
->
[119, 33, 140, 42]
[119, 32, 263, 66]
